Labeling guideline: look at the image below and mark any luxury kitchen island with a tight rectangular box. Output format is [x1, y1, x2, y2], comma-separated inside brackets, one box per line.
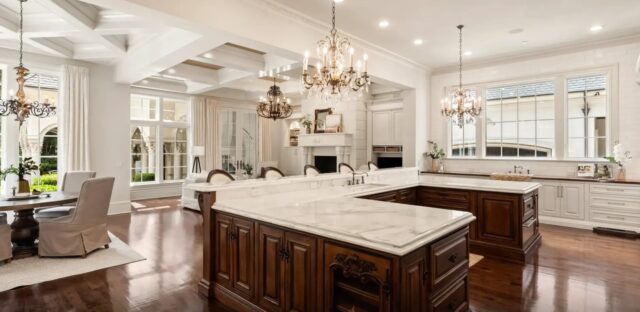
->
[186, 168, 540, 311]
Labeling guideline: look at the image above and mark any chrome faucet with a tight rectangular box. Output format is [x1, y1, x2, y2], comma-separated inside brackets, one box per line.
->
[513, 165, 524, 174]
[348, 172, 369, 185]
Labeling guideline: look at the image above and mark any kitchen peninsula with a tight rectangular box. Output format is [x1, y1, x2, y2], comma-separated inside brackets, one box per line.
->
[186, 168, 541, 311]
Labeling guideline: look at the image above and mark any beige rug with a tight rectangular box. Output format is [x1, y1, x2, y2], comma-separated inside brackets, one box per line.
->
[0, 233, 145, 292]
[469, 253, 484, 268]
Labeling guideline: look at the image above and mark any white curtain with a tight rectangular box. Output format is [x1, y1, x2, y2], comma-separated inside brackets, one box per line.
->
[60, 65, 90, 172]
[191, 96, 217, 171]
[260, 118, 273, 162]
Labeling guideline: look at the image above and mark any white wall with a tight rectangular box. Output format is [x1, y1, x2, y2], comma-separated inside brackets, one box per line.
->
[0, 48, 131, 214]
[430, 40, 640, 179]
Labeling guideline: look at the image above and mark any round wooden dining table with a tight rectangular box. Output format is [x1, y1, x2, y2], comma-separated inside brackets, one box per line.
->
[0, 193, 78, 258]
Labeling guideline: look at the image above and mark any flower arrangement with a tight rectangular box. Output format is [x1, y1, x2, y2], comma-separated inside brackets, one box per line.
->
[425, 141, 446, 160]
[301, 115, 313, 133]
[606, 143, 632, 180]
[1, 157, 39, 193]
[606, 143, 632, 167]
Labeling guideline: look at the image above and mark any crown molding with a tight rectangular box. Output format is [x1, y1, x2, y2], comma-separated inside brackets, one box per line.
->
[240, 0, 429, 72]
[432, 34, 640, 75]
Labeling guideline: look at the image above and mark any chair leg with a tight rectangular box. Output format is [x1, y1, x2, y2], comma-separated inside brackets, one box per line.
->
[81, 249, 87, 258]
[104, 244, 110, 249]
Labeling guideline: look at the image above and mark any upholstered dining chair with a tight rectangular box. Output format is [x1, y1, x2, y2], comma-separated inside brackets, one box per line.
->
[0, 212, 10, 264]
[338, 163, 355, 174]
[304, 165, 321, 177]
[368, 161, 379, 171]
[35, 171, 97, 220]
[38, 177, 115, 258]
[206, 169, 235, 184]
[261, 167, 285, 180]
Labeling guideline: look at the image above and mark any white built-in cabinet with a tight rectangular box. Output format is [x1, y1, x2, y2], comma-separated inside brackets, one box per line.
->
[538, 181, 585, 220]
[372, 110, 403, 146]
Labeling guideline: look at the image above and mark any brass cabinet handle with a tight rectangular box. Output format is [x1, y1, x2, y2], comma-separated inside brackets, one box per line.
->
[448, 253, 458, 263]
[523, 218, 537, 228]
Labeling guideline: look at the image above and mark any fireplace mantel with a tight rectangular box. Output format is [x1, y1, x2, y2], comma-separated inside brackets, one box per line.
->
[298, 133, 353, 147]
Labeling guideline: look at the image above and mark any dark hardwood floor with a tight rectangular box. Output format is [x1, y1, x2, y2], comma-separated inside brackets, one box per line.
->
[1, 197, 639, 312]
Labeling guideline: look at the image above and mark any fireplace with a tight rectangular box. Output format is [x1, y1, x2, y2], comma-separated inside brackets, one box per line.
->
[378, 157, 402, 169]
[315, 156, 337, 173]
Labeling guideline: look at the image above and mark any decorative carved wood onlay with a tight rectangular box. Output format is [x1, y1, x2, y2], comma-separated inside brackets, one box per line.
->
[329, 253, 391, 294]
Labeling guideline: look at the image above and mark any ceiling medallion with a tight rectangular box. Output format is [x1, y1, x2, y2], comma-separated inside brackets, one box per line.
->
[441, 25, 481, 128]
[257, 77, 293, 121]
[301, 0, 370, 103]
[0, 0, 55, 126]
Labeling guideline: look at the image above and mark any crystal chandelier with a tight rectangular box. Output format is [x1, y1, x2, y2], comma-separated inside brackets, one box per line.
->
[0, 0, 55, 126]
[257, 77, 293, 121]
[301, 0, 370, 102]
[441, 25, 481, 128]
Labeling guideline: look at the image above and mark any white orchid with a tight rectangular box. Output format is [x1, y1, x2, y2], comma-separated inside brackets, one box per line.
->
[607, 143, 632, 167]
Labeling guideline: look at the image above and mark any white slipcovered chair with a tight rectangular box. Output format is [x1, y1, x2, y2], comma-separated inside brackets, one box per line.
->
[36, 171, 96, 220]
[206, 169, 235, 184]
[304, 165, 321, 177]
[0, 213, 11, 264]
[38, 177, 115, 258]
[338, 163, 355, 174]
[261, 167, 285, 180]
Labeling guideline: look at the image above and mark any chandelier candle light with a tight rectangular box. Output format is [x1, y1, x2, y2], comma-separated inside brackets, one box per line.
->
[301, 0, 370, 102]
[441, 25, 481, 128]
[257, 77, 293, 121]
[0, 0, 55, 126]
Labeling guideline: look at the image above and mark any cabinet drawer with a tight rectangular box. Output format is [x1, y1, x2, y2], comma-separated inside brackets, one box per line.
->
[523, 195, 536, 221]
[397, 188, 417, 204]
[418, 188, 472, 211]
[430, 276, 468, 312]
[591, 210, 640, 227]
[365, 190, 398, 202]
[429, 228, 469, 291]
[590, 184, 640, 198]
[590, 196, 640, 212]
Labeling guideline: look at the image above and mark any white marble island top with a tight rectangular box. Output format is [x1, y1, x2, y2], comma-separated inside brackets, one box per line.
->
[215, 194, 474, 256]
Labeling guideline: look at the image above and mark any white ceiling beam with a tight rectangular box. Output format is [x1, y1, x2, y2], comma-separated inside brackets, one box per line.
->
[193, 44, 265, 73]
[26, 37, 74, 58]
[35, 0, 126, 54]
[94, 10, 156, 35]
[161, 63, 219, 86]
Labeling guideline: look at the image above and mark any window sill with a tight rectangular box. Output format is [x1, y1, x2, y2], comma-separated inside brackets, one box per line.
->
[444, 157, 610, 163]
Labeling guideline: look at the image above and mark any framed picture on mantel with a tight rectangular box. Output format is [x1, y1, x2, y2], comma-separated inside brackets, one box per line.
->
[314, 108, 332, 133]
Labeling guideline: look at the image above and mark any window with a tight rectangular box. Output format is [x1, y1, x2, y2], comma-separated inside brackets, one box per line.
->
[567, 74, 608, 158]
[485, 81, 554, 158]
[23, 73, 59, 191]
[219, 109, 258, 175]
[130, 93, 189, 184]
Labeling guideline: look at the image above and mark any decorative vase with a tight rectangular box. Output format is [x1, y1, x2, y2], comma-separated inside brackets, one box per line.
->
[18, 178, 30, 193]
[616, 167, 626, 181]
[305, 127, 311, 134]
[431, 159, 439, 172]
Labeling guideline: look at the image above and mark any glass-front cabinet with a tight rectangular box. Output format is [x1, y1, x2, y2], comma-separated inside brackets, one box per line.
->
[219, 108, 258, 177]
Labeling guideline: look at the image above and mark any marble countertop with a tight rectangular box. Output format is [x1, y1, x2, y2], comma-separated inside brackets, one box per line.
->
[419, 174, 541, 194]
[214, 184, 475, 256]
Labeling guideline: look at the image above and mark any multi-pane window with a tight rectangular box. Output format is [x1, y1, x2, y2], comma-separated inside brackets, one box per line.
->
[130, 94, 189, 184]
[23, 73, 59, 191]
[219, 109, 258, 175]
[485, 81, 554, 158]
[567, 74, 608, 158]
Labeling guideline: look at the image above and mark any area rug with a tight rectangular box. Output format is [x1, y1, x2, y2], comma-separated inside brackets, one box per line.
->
[469, 253, 484, 267]
[0, 233, 145, 292]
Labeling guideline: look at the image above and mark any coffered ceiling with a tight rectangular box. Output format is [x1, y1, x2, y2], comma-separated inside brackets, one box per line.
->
[271, 0, 640, 69]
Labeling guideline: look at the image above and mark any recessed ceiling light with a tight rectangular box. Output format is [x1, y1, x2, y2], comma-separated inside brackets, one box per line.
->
[333, 0, 343, 3]
[521, 40, 528, 45]
[464, 51, 473, 56]
[590, 24, 603, 32]
[509, 28, 524, 34]
[413, 39, 423, 46]
[203, 52, 213, 58]
[378, 20, 389, 28]
[167, 68, 176, 74]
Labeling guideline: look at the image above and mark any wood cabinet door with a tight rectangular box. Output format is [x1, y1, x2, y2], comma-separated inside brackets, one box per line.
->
[258, 224, 286, 312]
[401, 248, 427, 312]
[476, 192, 521, 248]
[231, 217, 256, 299]
[538, 183, 560, 217]
[284, 232, 317, 312]
[560, 183, 585, 220]
[214, 213, 233, 288]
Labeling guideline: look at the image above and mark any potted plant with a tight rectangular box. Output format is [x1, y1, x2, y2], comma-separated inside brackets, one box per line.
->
[605, 143, 632, 181]
[301, 115, 313, 134]
[1, 157, 39, 194]
[243, 163, 254, 177]
[425, 141, 446, 172]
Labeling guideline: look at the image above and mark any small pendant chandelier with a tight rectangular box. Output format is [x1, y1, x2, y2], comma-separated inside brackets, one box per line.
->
[257, 77, 293, 121]
[301, 0, 370, 103]
[441, 25, 481, 128]
[0, 0, 55, 126]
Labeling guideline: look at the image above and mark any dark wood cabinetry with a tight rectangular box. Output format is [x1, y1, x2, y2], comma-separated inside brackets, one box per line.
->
[284, 232, 317, 312]
[362, 188, 416, 204]
[257, 224, 285, 311]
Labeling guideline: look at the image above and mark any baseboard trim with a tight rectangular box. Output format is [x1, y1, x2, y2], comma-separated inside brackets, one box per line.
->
[539, 215, 640, 232]
[108, 200, 131, 215]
